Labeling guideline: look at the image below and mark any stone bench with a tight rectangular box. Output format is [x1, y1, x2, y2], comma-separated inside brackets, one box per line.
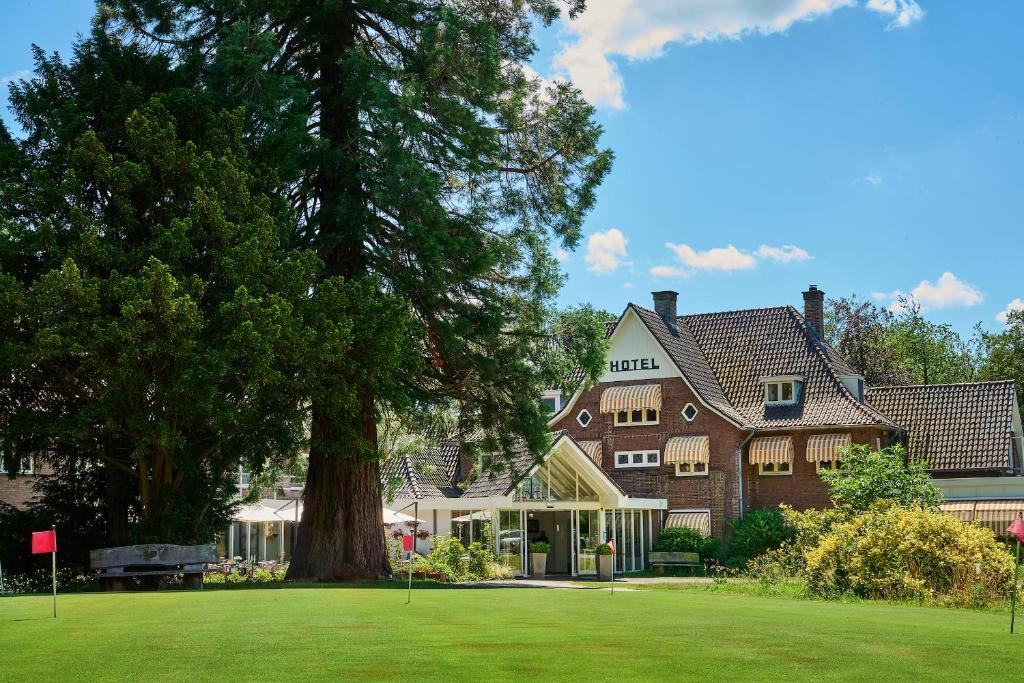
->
[648, 551, 702, 573]
[90, 544, 216, 591]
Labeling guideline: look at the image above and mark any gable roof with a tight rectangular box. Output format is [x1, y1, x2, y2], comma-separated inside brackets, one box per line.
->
[681, 305, 895, 429]
[382, 442, 464, 500]
[866, 381, 1020, 471]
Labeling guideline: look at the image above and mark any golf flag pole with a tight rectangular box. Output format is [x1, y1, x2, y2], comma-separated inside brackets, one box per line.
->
[608, 538, 616, 594]
[31, 526, 57, 617]
[406, 500, 418, 605]
[1008, 513, 1024, 634]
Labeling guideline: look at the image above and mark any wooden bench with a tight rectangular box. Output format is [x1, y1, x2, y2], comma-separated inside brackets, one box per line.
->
[90, 544, 216, 591]
[648, 551, 702, 574]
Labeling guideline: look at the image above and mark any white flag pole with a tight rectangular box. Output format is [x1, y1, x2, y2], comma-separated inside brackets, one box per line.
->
[51, 525, 57, 618]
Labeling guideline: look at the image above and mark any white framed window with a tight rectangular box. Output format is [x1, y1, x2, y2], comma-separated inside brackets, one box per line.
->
[681, 403, 698, 422]
[758, 461, 792, 476]
[0, 455, 34, 475]
[541, 390, 561, 415]
[674, 462, 707, 477]
[762, 375, 803, 406]
[576, 409, 593, 428]
[815, 458, 841, 473]
[614, 450, 660, 468]
[613, 408, 659, 427]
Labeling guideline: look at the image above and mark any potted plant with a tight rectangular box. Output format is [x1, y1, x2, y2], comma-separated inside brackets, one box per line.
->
[529, 541, 550, 578]
[595, 543, 614, 581]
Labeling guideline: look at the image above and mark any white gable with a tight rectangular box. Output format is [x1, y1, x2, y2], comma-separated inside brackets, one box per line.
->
[599, 308, 678, 383]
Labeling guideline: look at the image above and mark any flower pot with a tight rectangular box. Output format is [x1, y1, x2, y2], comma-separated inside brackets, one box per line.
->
[597, 553, 613, 581]
[530, 552, 547, 578]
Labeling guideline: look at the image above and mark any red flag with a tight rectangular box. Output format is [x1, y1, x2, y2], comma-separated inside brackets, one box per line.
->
[32, 529, 56, 554]
[402, 534, 414, 552]
[607, 539, 616, 555]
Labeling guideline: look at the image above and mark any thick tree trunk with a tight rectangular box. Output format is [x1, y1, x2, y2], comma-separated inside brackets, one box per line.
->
[104, 460, 131, 546]
[287, 393, 389, 580]
[286, 0, 391, 581]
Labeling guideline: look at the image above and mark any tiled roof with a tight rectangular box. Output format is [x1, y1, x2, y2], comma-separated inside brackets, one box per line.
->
[382, 441, 464, 500]
[681, 305, 894, 428]
[866, 381, 1018, 471]
[461, 432, 565, 498]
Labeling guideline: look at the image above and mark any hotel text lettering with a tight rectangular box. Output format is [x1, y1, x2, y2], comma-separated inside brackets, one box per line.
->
[609, 358, 660, 372]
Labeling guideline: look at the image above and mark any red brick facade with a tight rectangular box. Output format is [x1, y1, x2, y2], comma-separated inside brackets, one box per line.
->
[555, 377, 895, 537]
[0, 472, 39, 509]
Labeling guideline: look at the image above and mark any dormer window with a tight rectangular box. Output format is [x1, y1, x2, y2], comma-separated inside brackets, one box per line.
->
[541, 389, 562, 415]
[762, 376, 803, 406]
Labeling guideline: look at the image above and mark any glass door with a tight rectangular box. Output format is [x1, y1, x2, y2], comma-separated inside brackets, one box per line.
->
[498, 510, 526, 576]
[575, 509, 599, 575]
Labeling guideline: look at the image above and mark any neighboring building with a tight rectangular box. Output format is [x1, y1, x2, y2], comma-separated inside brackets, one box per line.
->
[390, 286, 1024, 576]
[0, 456, 46, 509]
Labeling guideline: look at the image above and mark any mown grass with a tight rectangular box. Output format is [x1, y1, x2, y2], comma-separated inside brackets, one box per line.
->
[1, 583, 1021, 681]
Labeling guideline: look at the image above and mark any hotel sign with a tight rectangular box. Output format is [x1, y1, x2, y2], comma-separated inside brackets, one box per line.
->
[609, 358, 660, 373]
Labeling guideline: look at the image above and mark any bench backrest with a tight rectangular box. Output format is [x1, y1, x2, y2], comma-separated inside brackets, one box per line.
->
[90, 544, 217, 569]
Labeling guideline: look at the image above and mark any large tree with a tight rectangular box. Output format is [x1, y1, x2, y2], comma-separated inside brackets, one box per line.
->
[105, 1, 612, 579]
[0, 32, 316, 543]
[977, 310, 1024, 409]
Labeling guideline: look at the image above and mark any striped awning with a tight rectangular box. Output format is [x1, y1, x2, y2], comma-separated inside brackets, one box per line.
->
[664, 511, 711, 537]
[748, 436, 794, 465]
[663, 436, 710, 464]
[974, 500, 1024, 532]
[578, 440, 603, 464]
[599, 384, 662, 414]
[805, 433, 851, 462]
[939, 501, 976, 522]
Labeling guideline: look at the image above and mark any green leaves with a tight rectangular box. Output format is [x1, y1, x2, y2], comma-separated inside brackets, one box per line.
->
[819, 443, 943, 512]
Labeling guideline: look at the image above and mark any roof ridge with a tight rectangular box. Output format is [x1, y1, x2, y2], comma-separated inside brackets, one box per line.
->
[678, 304, 793, 319]
[869, 380, 1016, 391]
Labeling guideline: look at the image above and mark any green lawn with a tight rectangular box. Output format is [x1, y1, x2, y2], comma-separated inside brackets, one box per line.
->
[1, 583, 1021, 681]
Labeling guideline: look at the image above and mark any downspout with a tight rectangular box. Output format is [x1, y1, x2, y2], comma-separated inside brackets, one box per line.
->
[737, 430, 756, 520]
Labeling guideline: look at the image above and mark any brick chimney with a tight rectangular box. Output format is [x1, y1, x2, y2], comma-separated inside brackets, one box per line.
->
[802, 285, 825, 337]
[652, 291, 678, 326]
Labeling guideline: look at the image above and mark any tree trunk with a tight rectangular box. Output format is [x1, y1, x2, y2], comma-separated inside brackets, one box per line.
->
[287, 393, 389, 581]
[104, 460, 132, 546]
[286, 0, 391, 581]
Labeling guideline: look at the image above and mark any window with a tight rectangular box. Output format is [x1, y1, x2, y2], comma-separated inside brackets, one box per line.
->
[614, 450, 660, 468]
[541, 390, 561, 415]
[816, 458, 841, 473]
[576, 409, 593, 428]
[0, 455, 34, 475]
[674, 462, 707, 477]
[682, 403, 698, 422]
[762, 376, 802, 406]
[613, 408, 659, 427]
[758, 461, 792, 476]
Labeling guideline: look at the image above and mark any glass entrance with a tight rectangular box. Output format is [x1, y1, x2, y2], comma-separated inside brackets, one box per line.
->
[574, 509, 600, 575]
[497, 510, 525, 575]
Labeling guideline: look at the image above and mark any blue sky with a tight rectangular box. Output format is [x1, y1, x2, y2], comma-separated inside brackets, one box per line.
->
[2, 1, 1022, 334]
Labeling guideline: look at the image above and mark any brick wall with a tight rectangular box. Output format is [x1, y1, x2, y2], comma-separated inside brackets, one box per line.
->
[555, 378, 896, 535]
[554, 377, 742, 537]
[743, 427, 889, 512]
[0, 473, 39, 509]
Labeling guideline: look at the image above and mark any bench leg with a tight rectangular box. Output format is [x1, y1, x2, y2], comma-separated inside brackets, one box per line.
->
[101, 577, 130, 592]
[183, 573, 204, 591]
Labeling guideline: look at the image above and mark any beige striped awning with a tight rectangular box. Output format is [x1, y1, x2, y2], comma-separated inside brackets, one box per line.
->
[974, 500, 1024, 532]
[578, 440, 603, 464]
[748, 436, 794, 465]
[805, 433, 851, 462]
[664, 511, 711, 537]
[663, 436, 710, 464]
[599, 384, 662, 414]
[939, 501, 977, 522]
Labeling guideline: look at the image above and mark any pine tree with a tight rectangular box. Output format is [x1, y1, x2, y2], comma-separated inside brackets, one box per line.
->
[105, 1, 612, 579]
[0, 32, 318, 543]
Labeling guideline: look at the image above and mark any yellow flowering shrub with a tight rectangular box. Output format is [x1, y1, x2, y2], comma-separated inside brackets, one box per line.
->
[804, 503, 1014, 606]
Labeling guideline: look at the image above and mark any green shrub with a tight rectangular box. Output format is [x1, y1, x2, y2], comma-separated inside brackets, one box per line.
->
[529, 541, 550, 554]
[805, 504, 1013, 606]
[424, 536, 467, 581]
[725, 507, 794, 567]
[466, 541, 493, 579]
[819, 443, 942, 512]
[594, 543, 612, 556]
[652, 527, 719, 559]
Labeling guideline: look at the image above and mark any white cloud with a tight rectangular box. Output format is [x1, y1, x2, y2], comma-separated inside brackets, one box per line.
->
[757, 244, 811, 263]
[551, 1, 922, 109]
[0, 69, 30, 87]
[996, 298, 1024, 325]
[666, 242, 757, 271]
[622, 281, 636, 289]
[649, 264, 691, 279]
[876, 272, 983, 312]
[864, 174, 883, 186]
[553, 247, 569, 263]
[866, 0, 925, 30]
[585, 228, 628, 273]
